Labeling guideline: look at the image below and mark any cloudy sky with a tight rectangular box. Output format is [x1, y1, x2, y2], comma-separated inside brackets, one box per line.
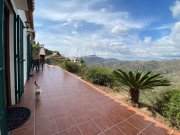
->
[34, 0, 180, 60]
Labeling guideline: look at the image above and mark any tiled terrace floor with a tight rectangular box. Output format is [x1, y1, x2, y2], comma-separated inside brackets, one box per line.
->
[10, 65, 178, 135]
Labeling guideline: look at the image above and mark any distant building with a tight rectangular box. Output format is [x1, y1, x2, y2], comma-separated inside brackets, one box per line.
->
[69, 57, 78, 62]
[0, 0, 35, 134]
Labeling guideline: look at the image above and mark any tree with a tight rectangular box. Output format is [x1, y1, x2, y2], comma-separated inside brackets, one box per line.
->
[56, 51, 61, 56]
[113, 69, 171, 104]
[80, 58, 84, 64]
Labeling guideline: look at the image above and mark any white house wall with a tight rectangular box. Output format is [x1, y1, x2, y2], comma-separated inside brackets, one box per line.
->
[23, 29, 28, 84]
[9, 12, 15, 105]
[17, 9, 27, 24]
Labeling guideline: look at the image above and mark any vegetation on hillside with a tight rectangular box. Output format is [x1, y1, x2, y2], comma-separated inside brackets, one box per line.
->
[44, 48, 53, 56]
[83, 56, 180, 89]
[84, 56, 180, 74]
[32, 44, 40, 59]
[151, 90, 180, 128]
[84, 67, 114, 87]
[60, 61, 81, 74]
[47, 55, 67, 65]
[32, 44, 54, 59]
[32, 43, 63, 63]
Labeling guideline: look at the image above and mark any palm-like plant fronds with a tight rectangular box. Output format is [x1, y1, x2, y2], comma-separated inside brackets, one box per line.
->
[113, 69, 171, 103]
[113, 69, 170, 89]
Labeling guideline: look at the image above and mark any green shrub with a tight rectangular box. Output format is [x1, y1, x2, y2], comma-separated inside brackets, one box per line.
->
[162, 90, 180, 128]
[60, 61, 81, 73]
[152, 90, 180, 128]
[84, 67, 113, 87]
[60, 60, 67, 68]
[32, 44, 40, 59]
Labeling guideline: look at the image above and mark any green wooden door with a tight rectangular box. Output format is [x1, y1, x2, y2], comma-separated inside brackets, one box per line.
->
[19, 19, 24, 99]
[15, 16, 24, 103]
[0, 0, 8, 135]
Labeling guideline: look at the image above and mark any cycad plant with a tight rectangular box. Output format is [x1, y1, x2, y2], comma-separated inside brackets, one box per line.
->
[113, 69, 171, 104]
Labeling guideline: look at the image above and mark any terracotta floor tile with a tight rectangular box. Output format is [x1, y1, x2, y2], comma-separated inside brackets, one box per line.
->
[105, 112, 124, 125]
[115, 109, 135, 120]
[50, 102, 67, 109]
[93, 116, 114, 132]
[10, 125, 34, 135]
[72, 111, 91, 124]
[107, 103, 124, 111]
[60, 126, 81, 135]
[55, 114, 76, 132]
[138, 132, 145, 135]
[35, 119, 58, 135]
[104, 126, 124, 135]
[134, 114, 153, 125]
[35, 105, 51, 113]
[97, 104, 113, 114]
[48, 97, 62, 103]
[78, 120, 101, 135]
[35, 111, 54, 124]
[69, 106, 84, 114]
[20, 96, 34, 104]
[142, 124, 170, 135]
[117, 121, 139, 135]
[85, 108, 102, 118]
[53, 108, 70, 117]
[127, 115, 150, 131]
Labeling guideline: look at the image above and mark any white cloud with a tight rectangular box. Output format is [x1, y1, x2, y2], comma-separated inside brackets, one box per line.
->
[36, 22, 180, 60]
[170, 21, 180, 42]
[152, 24, 172, 30]
[34, 0, 180, 60]
[71, 31, 78, 35]
[170, 0, 180, 19]
[136, 22, 180, 59]
[144, 37, 152, 44]
[111, 25, 129, 35]
[35, 0, 148, 34]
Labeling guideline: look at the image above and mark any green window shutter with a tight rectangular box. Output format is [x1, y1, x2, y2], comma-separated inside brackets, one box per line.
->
[27, 35, 32, 80]
[14, 14, 18, 103]
[15, 16, 24, 103]
[0, 0, 8, 135]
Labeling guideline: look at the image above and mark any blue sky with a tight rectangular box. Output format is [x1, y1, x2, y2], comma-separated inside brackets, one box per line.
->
[34, 0, 180, 60]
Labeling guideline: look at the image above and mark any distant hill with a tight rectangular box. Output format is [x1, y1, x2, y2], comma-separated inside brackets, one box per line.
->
[83, 56, 180, 74]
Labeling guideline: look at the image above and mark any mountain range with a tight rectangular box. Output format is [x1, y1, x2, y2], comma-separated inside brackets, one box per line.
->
[83, 56, 180, 74]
